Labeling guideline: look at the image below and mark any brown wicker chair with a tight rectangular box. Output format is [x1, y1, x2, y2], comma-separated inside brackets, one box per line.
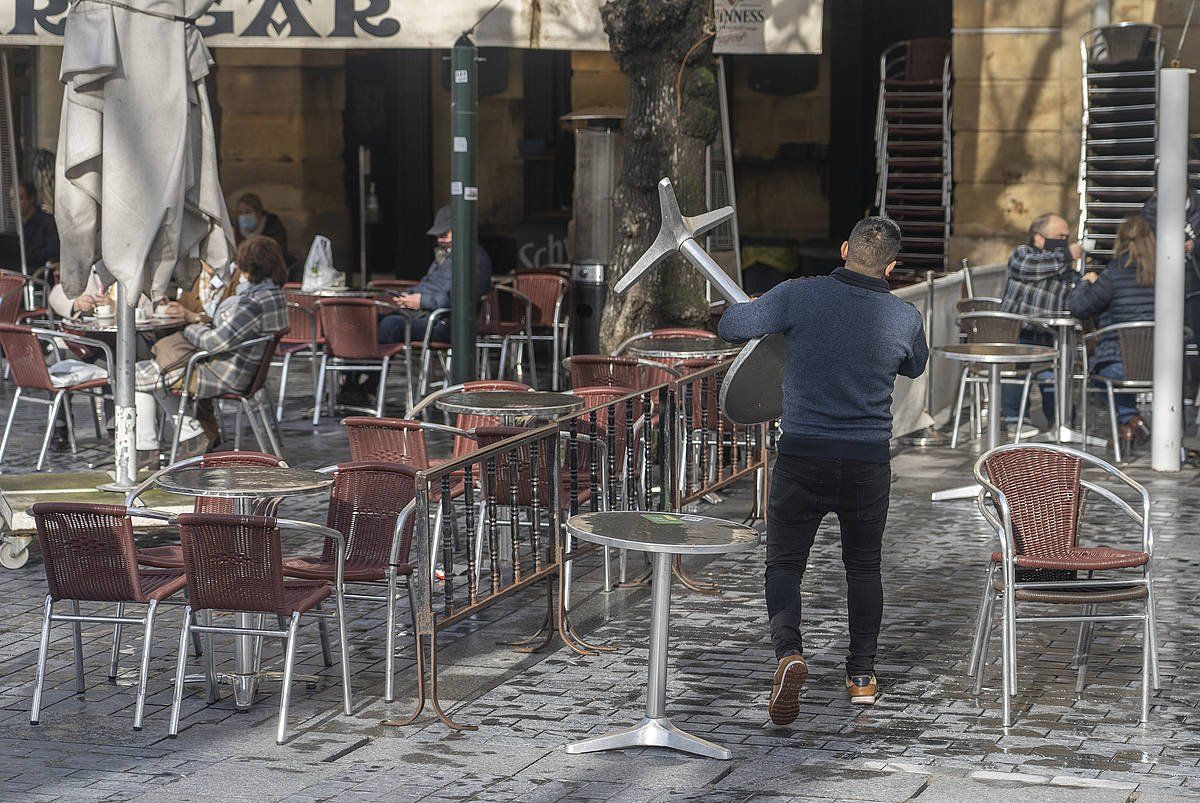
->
[0, 323, 113, 470]
[408, 380, 528, 459]
[511, 272, 570, 389]
[564, 354, 678, 391]
[29, 503, 185, 730]
[282, 461, 419, 702]
[274, 291, 324, 421]
[969, 444, 1157, 727]
[168, 512, 351, 744]
[314, 297, 409, 424]
[476, 285, 538, 387]
[1080, 321, 1153, 463]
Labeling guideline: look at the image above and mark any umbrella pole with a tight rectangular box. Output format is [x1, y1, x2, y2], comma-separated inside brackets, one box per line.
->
[102, 284, 139, 490]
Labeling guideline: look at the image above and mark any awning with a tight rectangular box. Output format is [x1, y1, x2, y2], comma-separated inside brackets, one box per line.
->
[0, 0, 822, 54]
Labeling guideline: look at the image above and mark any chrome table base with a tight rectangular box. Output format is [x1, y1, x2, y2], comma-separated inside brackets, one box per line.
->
[566, 716, 731, 760]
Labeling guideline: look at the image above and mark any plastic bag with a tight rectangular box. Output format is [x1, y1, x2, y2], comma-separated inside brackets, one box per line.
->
[49, 359, 108, 388]
[300, 235, 339, 292]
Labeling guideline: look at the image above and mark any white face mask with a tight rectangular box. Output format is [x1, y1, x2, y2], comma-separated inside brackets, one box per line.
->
[235, 277, 251, 295]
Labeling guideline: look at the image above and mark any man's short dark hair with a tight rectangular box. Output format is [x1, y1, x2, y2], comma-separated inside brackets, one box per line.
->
[19, 181, 37, 202]
[846, 216, 902, 274]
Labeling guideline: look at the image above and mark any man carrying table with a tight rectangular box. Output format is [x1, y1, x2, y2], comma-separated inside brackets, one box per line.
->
[718, 217, 927, 724]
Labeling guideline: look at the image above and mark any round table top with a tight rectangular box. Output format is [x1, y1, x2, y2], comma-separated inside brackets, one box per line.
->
[566, 511, 760, 555]
[935, 343, 1058, 365]
[307, 288, 380, 298]
[627, 336, 743, 360]
[435, 390, 584, 418]
[153, 465, 333, 499]
[63, 314, 187, 334]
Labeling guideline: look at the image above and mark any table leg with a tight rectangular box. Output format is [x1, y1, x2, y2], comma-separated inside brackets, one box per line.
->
[232, 497, 260, 709]
[1030, 324, 1105, 447]
[565, 553, 731, 760]
[933, 363, 1002, 503]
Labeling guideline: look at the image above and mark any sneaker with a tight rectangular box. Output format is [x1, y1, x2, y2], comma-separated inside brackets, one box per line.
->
[846, 673, 878, 705]
[767, 654, 808, 725]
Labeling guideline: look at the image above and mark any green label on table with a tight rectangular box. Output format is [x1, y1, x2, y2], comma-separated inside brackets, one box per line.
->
[641, 513, 684, 525]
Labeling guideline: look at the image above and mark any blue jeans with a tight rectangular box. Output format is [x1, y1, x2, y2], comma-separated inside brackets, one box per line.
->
[1093, 361, 1140, 424]
[1000, 330, 1056, 423]
[379, 312, 449, 344]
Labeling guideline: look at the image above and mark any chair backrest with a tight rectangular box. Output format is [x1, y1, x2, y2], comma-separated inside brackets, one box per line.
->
[323, 461, 418, 569]
[650, 327, 716, 340]
[982, 448, 1082, 558]
[675, 358, 721, 423]
[344, 416, 430, 468]
[513, 273, 568, 329]
[193, 451, 287, 514]
[320, 298, 382, 360]
[959, 312, 1022, 344]
[1117, 323, 1154, 383]
[368, 279, 417, 291]
[0, 323, 54, 390]
[284, 291, 323, 344]
[241, 330, 287, 397]
[568, 355, 642, 389]
[570, 386, 644, 464]
[177, 513, 290, 614]
[31, 503, 143, 603]
[472, 425, 561, 505]
[956, 298, 1000, 314]
[451, 380, 531, 457]
[0, 270, 26, 324]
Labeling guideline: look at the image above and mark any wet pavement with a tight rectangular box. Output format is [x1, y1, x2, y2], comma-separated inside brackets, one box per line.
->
[1, 373, 1199, 801]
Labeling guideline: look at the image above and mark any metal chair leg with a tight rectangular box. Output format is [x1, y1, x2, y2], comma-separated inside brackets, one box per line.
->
[109, 602, 125, 679]
[1074, 604, 1094, 694]
[316, 603, 333, 668]
[313, 354, 328, 426]
[1106, 383, 1121, 462]
[132, 600, 158, 730]
[254, 395, 284, 458]
[168, 606, 192, 737]
[377, 358, 389, 418]
[63, 394, 78, 454]
[973, 591, 995, 696]
[30, 595, 53, 725]
[70, 599, 85, 693]
[1014, 373, 1032, 443]
[384, 572, 398, 703]
[276, 612, 302, 745]
[1000, 587, 1012, 727]
[1147, 570, 1160, 689]
[202, 610, 218, 704]
[0, 388, 22, 464]
[335, 581, 352, 716]
[37, 393, 65, 471]
[1142, 614, 1152, 723]
[950, 366, 969, 449]
[276, 351, 292, 422]
[967, 562, 996, 678]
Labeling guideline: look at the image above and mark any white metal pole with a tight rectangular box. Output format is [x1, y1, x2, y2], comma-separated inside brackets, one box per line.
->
[113, 283, 138, 487]
[1151, 68, 1192, 472]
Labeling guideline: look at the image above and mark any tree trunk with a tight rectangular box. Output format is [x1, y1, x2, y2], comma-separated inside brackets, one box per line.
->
[598, 0, 720, 352]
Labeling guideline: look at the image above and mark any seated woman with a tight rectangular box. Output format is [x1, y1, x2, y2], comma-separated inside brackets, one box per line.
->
[1066, 213, 1155, 447]
[135, 236, 288, 462]
[234, 193, 294, 276]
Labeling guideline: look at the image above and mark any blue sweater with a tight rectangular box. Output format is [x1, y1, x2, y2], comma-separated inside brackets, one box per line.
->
[1066, 255, 1154, 367]
[718, 267, 928, 462]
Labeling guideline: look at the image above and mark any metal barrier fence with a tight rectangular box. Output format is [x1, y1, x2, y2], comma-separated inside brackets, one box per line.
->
[394, 361, 771, 731]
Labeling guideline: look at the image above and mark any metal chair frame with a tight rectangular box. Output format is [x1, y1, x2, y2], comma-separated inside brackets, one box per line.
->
[968, 443, 1158, 727]
[169, 332, 285, 463]
[313, 299, 410, 425]
[476, 285, 538, 388]
[506, 273, 570, 390]
[0, 325, 113, 470]
[167, 514, 352, 744]
[273, 300, 322, 421]
[1079, 321, 1154, 463]
[28, 505, 181, 731]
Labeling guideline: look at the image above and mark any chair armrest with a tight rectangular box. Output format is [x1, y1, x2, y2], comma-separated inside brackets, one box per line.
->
[408, 380, 465, 418]
[178, 332, 276, 398]
[422, 308, 452, 349]
[638, 358, 681, 377]
[389, 499, 418, 567]
[418, 422, 473, 439]
[32, 327, 115, 378]
[278, 519, 346, 589]
[614, 331, 653, 356]
[124, 455, 209, 506]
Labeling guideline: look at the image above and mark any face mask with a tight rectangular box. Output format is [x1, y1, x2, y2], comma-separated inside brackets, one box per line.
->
[237, 214, 258, 234]
[235, 277, 251, 295]
[1042, 237, 1069, 254]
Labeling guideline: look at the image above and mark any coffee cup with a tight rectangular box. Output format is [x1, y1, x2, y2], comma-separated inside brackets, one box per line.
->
[135, 307, 148, 322]
[94, 304, 113, 318]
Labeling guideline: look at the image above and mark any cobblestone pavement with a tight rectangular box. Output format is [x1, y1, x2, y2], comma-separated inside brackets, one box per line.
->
[1, 378, 1199, 801]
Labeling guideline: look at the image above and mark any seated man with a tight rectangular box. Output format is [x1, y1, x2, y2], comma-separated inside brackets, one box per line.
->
[999, 212, 1082, 425]
[19, 181, 59, 269]
[378, 204, 493, 345]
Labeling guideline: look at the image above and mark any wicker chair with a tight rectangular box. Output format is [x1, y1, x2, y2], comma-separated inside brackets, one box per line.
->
[476, 285, 538, 387]
[0, 324, 113, 470]
[282, 461, 419, 702]
[948, 311, 1047, 448]
[29, 503, 184, 730]
[969, 444, 1158, 727]
[509, 273, 570, 390]
[956, 297, 1002, 315]
[408, 380, 529, 459]
[168, 512, 351, 744]
[313, 297, 410, 424]
[274, 291, 323, 421]
[1080, 321, 1153, 463]
[564, 355, 679, 391]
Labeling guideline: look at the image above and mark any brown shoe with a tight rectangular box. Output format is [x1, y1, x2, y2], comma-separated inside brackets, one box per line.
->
[768, 654, 808, 725]
[846, 673, 878, 705]
[1127, 415, 1151, 445]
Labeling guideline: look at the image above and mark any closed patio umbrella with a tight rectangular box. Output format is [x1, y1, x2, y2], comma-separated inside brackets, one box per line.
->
[55, 0, 234, 486]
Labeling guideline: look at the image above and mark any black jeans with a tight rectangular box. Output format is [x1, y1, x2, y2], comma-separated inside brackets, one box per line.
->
[766, 453, 890, 676]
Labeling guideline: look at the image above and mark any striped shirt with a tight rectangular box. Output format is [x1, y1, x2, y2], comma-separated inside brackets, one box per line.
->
[1000, 244, 1077, 319]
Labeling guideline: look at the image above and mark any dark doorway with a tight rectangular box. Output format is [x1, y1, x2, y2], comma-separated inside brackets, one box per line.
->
[828, 0, 951, 240]
[344, 49, 434, 282]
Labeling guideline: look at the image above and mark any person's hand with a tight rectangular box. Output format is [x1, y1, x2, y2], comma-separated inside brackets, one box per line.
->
[162, 301, 197, 322]
[1082, 271, 1100, 283]
[1187, 239, 1195, 255]
[72, 295, 97, 313]
[399, 292, 421, 310]
[1069, 242, 1084, 260]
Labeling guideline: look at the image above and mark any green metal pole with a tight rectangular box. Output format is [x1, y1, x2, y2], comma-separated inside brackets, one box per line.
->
[450, 34, 478, 384]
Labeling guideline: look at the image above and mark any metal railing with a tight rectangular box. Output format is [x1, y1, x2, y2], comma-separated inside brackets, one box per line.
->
[394, 361, 772, 731]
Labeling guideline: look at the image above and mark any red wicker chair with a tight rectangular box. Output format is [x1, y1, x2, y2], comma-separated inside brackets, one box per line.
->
[29, 503, 185, 730]
[0, 323, 112, 470]
[564, 355, 679, 391]
[169, 512, 351, 744]
[476, 285, 537, 386]
[969, 444, 1158, 727]
[274, 291, 324, 421]
[409, 380, 529, 458]
[314, 297, 408, 423]
[511, 272, 569, 389]
[282, 461, 419, 702]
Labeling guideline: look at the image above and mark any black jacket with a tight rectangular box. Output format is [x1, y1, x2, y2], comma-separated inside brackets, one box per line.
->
[1066, 254, 1154, 366]
[22, 208, 59, 267]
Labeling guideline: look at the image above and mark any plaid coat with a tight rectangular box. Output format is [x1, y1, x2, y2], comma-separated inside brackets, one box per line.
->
[1000, 244, 1077, 319]
[182, 280, 287, 399]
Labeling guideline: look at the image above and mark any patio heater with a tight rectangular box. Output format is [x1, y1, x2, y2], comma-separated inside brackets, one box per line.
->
[563, 109, 624, 355]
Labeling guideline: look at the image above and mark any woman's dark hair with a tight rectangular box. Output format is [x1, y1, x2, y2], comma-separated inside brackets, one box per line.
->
[236, 235, 287, 286]
[237, 192, 264, 214]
